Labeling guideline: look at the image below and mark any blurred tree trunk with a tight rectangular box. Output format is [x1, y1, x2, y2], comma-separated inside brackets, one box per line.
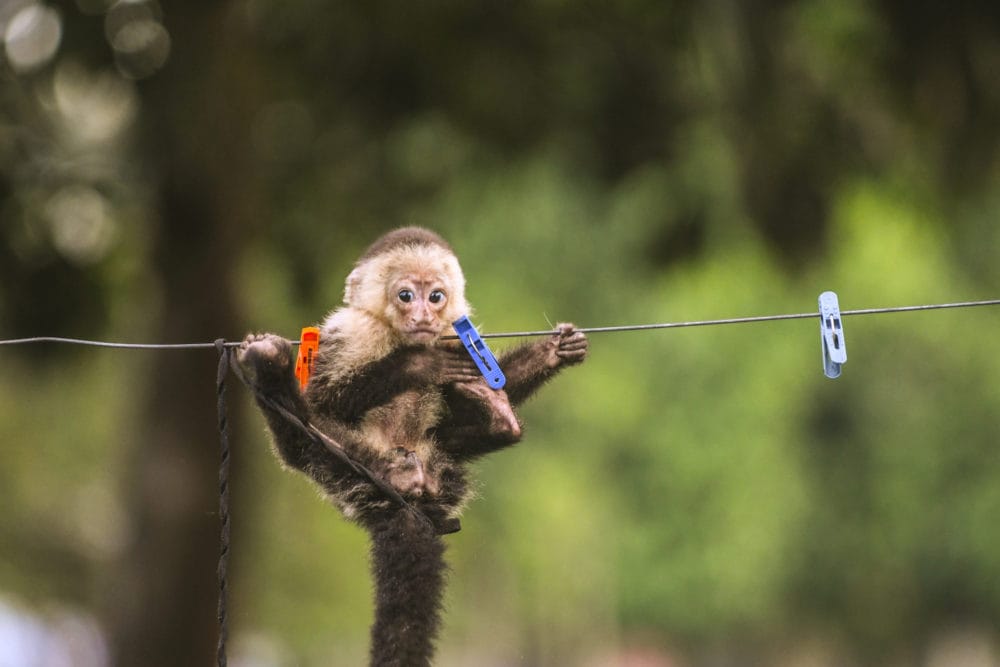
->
[105, 3, 263, 665]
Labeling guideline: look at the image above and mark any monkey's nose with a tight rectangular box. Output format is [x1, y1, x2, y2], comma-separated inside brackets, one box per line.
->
[412, 303, 435, 324]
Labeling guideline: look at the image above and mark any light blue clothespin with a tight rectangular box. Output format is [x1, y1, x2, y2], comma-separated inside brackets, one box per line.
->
[819, 291, 846, 379]
[453, 315, 506, 389]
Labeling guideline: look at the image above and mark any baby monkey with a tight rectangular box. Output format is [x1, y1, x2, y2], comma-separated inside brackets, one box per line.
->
[238, 227, 586, 667]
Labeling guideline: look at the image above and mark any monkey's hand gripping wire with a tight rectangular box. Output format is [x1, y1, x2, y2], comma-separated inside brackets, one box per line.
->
[224, 348, 437, 533]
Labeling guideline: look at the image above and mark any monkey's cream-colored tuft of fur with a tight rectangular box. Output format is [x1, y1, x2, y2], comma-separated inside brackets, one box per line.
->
[344, 241, 470, 322]
[320, 308, 398, 375]
[320, 229, 472, 377]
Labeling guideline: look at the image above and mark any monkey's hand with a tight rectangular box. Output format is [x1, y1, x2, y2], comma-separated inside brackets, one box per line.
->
[403, 346, 481, 385]
[493, 323, 587, 408]
[237, 333, 295, 389]
[547, 323, 588, 368]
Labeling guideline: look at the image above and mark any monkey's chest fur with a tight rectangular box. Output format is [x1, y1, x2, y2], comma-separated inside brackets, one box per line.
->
[309, 385, 470, 524]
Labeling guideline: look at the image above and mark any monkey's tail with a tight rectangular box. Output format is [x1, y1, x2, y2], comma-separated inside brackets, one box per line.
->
[367, 508, 447, 667]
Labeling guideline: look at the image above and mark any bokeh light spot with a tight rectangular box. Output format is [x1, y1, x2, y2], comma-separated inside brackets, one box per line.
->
[44, 185, 118, 265]
[4, 3, 62, 73]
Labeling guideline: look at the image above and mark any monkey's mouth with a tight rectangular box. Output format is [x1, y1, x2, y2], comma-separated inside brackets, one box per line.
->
[404, 328, 440, 343]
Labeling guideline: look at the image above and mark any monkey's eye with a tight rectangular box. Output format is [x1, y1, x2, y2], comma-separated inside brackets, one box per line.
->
[397, 290, 414, 303]
[428, 290, 446, 304]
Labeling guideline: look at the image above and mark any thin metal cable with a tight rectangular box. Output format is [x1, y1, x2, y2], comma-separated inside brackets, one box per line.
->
[464, 298, 1000, 339]
[0, 337, 224, 349]
[0, 298, 998, 347]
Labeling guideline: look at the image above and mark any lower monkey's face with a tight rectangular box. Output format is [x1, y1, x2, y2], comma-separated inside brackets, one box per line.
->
[403, 329, 440, 344]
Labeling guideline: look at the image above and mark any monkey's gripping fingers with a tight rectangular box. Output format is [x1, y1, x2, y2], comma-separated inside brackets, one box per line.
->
[437, 348, 482, 384]
[403, 347, 480, 385]
[552, 323, 588, 367]
[236, 333, 296, 389]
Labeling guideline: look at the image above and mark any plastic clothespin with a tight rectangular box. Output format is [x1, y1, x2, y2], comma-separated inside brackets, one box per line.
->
[453, 315, 506, 389]
[294, 326, 321, 391]
[819, 291, 846, 379]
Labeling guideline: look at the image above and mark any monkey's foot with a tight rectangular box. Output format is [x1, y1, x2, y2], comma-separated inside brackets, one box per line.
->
[435, 517, 462, 535]
[422, 506, 462, 535]
[236, 333, 294, 386]
[453, 381, 522, 441]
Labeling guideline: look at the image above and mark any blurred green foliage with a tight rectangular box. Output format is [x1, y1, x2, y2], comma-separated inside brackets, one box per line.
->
[2, 0, 1000, 665]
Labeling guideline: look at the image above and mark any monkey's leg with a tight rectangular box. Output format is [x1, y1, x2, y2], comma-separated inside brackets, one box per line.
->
[238, 333, 317, 470]
[239, 334, 374, 480]
[241, 334, 413, 524]
[451, 381, 521, 436]
[435, 381, 524, 460]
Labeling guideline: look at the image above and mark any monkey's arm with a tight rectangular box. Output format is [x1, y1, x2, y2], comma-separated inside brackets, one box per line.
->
[498, 323, 587, 407]
[434, 325, 587, 460]
[307, 342, 479, 423]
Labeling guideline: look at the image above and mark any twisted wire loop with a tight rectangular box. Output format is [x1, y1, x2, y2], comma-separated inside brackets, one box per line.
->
[214, 340, 232, 667]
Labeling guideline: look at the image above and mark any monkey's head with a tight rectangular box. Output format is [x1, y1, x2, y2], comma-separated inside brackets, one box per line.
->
[345, 227, 471, 345]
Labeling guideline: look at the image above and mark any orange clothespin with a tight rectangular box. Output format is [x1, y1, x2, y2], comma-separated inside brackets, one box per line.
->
[294, 327, 320, 391]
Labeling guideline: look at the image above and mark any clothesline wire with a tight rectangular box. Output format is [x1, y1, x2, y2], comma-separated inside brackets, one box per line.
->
[0, 298, 998, 350]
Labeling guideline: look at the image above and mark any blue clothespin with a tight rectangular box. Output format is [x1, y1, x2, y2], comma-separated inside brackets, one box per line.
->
[819, 291, 847, 378]
[453, 315, 506, 389]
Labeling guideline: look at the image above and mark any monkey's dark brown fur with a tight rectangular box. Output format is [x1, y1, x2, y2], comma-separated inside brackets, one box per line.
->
[238, 227, 587, 666]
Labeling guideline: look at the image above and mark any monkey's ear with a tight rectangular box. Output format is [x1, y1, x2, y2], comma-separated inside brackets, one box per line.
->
[344, 268, 362, 305]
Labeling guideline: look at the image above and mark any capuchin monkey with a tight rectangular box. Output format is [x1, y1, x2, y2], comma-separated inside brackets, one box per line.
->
[237, 227, 587, 667]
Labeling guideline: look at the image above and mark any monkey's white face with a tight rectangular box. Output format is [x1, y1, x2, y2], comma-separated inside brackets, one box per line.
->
[389, 273, 452, 345]
[344, 241, 470, 343]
